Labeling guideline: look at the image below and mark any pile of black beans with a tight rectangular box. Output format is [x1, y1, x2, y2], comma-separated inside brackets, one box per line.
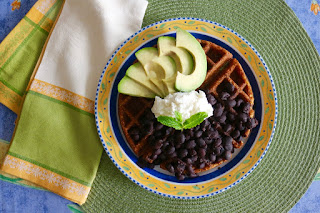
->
[135, 82, 258, 180]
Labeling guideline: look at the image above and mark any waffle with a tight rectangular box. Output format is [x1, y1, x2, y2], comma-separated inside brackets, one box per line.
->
[118, 39, 256, 177]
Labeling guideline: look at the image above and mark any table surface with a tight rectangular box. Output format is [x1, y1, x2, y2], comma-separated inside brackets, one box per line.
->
[0, 0, 319, 212]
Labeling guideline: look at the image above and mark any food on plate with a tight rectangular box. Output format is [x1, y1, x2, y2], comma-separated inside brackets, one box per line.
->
[117, 28, 258, 180]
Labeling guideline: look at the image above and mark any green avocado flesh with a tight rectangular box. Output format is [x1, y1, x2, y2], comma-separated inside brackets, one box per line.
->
[174, 28, 207, 92]
[125, 62, 164, 97]
[158, 36, 193, 75]
[118, 76, 156, 98]
[118, 28, 207, 97]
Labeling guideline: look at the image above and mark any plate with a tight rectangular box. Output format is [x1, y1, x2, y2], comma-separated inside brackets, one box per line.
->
[95, 18, 277, 199]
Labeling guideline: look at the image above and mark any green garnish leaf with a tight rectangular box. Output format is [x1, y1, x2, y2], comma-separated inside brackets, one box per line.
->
[157, 111, 208, 130]
[175, 111, 183, 123]
[157, 116, 183, 130]
[183, 112, 208, 129]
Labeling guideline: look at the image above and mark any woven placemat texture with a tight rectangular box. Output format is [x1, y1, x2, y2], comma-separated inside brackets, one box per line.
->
[82, 0, 320, 212]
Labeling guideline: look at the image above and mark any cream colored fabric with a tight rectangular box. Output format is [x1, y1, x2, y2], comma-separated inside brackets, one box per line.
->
[36, 0, 148, 100]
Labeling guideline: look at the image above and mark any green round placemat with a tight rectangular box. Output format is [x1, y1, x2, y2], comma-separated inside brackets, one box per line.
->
[83, 0, 320, 212]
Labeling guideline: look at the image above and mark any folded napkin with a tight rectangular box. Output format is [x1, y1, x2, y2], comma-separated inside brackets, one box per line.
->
[0, 0, 148, 205]
[0, 0, 64, 189]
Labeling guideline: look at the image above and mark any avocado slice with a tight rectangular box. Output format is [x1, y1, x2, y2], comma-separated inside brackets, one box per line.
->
[135, 46, 177, 96]
[174, 28, 207, 92]
[152, 55, 176, 79]
[158, 36, 193, 75]
[162, 76, 178, 94]
[125, 62, 164, 97]
[118, 76, 156, 98]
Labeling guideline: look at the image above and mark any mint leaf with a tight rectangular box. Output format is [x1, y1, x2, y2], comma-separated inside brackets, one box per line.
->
[157, 116, 183, 130]
[183, 112, 208, 129]
[175, 111, 183, 123]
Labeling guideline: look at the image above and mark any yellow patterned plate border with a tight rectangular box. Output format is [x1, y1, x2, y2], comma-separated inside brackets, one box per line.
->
[95, 18, 277, 199]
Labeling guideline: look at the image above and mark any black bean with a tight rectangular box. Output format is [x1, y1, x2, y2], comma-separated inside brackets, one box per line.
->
[225, 99, 237, 108]
[218, 115, 227, 124]
[164, 127, 173, 136]
[204, 136, 213, 145]
[223, 136, 233, 146]
[195, 125, 200, 131]
[203, 119, 210, 127]
[247, 117, 258, 129]
[178, 149, 188, 159]
[198, 148, 206, 157]
[208, 116, 215, 123]
[209, 153, 216, 162]
[154, 149, 162, 155]
[177, 174, 185, 180]
[191, 155, 198, 162]
[185, 135, 191, 141]
[236, 121, 245, 131]
[242, 102, 251, 114]
[197, 138, 206, 147]
[189, 149, 197, 156]
[129, 127, 140, 135]
[132, 134, 140, 142]
[214, 138, 222, 147]
[144, 122, 154, 134]
[186, 164, 193, 173]
[155, 123, 164, 131]
[165, 163, 174, 173]
[189, 172, 198, 178]
[238, 112, 248, 122]
[214, 146, 222, 156]
[224, 151, 232, 160]
[227, 113, 236, 122]
[207, 95, 217, 105]
[161, 141, 169, 150]
[216, 157, 223, 162]
[220, 91, 230, 100]
[175, 132, 186, 144]
[185, 158, 193, 165]
[176, 164, 185, 173]
[165, 146, 175, 155]
[231, 130, 240, 139]
[224, 144, 233, 151]
[236, 136, 243, 142]
[198, 162, 206, 169]
[236, 98, 244, 107]
[175, 143, 182, 149]
[154, 139, 163, 149]
[168, 151, 177, 158]
[212, 129, 220, 139]
[185, 140, 196, 149]
[223, 124, 232, 133]
[214, 108, 224, 118]
[225, 82, 235, 93]
[150, 154, 158, 160]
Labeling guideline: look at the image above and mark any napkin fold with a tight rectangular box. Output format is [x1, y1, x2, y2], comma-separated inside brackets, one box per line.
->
[0, 0, 64, 189]
[0, 0, 148, 204]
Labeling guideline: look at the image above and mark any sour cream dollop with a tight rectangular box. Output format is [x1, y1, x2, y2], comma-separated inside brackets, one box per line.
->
[151, 90, 213, 121]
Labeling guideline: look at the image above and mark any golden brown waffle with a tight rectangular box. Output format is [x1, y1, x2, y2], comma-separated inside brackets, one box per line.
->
[118, 39, 256, 178]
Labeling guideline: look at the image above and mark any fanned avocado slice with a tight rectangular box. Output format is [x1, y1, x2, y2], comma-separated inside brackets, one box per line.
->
[174, 28, 207, 92]
[118, 76, 156, 98]
[158, 36, 194, 75]
[125, 62, 164, 97]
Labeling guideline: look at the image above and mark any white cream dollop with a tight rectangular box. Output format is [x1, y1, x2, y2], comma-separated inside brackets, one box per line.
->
[151, 90, 213, 121]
